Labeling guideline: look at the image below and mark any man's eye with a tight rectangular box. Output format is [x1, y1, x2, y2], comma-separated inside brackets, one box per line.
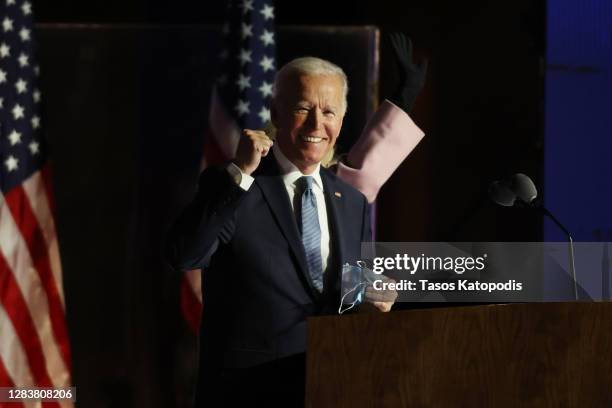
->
[324, 111, 336, 117]
[294, 107, 309, 114]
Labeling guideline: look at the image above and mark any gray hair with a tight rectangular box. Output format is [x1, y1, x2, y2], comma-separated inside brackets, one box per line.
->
[272, 56, 349, 114]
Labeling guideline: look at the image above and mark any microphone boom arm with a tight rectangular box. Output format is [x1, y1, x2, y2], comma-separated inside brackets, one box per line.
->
[540, 207, 578, 300]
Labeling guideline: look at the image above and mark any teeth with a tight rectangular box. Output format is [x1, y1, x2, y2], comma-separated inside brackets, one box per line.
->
[301, 135, 323, 143]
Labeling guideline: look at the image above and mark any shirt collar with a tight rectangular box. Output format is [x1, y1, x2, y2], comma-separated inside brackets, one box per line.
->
[272, 143, 324, 192]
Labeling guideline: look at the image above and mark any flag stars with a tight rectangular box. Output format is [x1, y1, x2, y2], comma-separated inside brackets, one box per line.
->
[239, 0, 254, 14]
[0, 43, 10, 58]
[259, 55, 274, 72]
[33, 89, 41, 103]
[8, 129, 21, 145]
[0, 69, 6, 83]
[15, 78, 27, 94]
[241, 23, 253, 39]
[0, 97, 3, 108]
[258, 81, 273, 97]
[260, 30, 274, 46]
[235, 99, 250, 116]
[2, 17, 13, 32]
[19, 27, 31, 42]
[11, 103, 24, 119]
[18, 53, 29, 67]
[33, 65, 40, 76]
[22, 1, 32, 15]
[31, 115, 40, 129]
[6, 0, 16, 5]
[258, 107, 270, 123]
[29, 141, 40, 155]
[236, 74, 251, 90]
[238, 48, 252, 65]
[4, 155, 18, 172]
[260, 4, 274, 20]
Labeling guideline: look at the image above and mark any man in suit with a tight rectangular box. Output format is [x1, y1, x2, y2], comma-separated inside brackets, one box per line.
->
[168, 57, 398, 407]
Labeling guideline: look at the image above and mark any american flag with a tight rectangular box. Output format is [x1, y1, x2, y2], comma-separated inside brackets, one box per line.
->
[0, 0, 73, 405]
[180, 0, 276, 333]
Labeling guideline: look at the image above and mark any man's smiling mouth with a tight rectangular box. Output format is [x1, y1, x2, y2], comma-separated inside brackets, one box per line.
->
[300, 135, 325, 143]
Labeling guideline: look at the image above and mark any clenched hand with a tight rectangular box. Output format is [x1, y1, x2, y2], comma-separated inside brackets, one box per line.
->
[233, 129, 274, 175]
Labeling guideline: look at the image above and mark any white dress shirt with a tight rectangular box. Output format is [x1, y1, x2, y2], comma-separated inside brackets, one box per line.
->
[227, 144, 331, 274]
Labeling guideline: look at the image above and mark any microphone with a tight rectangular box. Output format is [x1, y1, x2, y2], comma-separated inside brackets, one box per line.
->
[488, 180, 516, 207]
[489, 174, 578, 300]
[509, 173, 537, 204]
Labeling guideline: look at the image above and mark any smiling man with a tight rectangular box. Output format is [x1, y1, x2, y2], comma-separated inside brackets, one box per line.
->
[168, 57, 395, 407]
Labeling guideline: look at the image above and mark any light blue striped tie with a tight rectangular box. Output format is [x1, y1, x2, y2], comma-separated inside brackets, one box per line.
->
[298, 176, 323, 292]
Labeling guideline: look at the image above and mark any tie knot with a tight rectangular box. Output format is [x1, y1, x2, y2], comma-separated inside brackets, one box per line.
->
[297, 176, 314, 192]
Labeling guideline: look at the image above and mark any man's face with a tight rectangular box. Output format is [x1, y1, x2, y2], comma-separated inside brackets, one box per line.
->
[271, 73, 345, 174]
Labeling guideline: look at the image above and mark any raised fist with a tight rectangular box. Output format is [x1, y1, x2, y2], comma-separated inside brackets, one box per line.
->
[233, 129, 274, 175]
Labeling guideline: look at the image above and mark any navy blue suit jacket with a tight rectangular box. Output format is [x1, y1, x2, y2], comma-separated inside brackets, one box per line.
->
[167, 154, 371, 372]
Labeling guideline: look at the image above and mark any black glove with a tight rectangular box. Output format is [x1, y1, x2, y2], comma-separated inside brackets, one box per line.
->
[388, 33, 428, 113]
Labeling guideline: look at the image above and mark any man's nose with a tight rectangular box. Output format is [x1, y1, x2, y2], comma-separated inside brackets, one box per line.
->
[305, 108, 323, 130]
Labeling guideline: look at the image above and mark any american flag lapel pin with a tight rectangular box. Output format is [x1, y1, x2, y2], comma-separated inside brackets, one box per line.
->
[334, 191, 342, 198]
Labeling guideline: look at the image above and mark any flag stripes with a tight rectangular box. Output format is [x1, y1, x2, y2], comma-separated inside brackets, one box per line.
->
[23, 171, 65, 309]
[5, 181, 71, 368]
[0, 174, 72, 406]
[0, 185, 69, 387]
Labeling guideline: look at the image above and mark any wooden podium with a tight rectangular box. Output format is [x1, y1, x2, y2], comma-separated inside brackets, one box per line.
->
[306, 303, 612, 407]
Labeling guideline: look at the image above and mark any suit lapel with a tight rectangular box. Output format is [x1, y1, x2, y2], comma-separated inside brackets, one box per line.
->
[254, 157, 317, 296]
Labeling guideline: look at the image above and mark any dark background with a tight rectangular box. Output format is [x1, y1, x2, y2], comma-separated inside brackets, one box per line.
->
[30, 1, 546, 407]
[32, 0, 546, 242]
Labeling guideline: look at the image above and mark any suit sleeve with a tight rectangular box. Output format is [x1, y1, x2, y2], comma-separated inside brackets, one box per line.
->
[336, 99, 425, 203]
[166, 165, 246, 271]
